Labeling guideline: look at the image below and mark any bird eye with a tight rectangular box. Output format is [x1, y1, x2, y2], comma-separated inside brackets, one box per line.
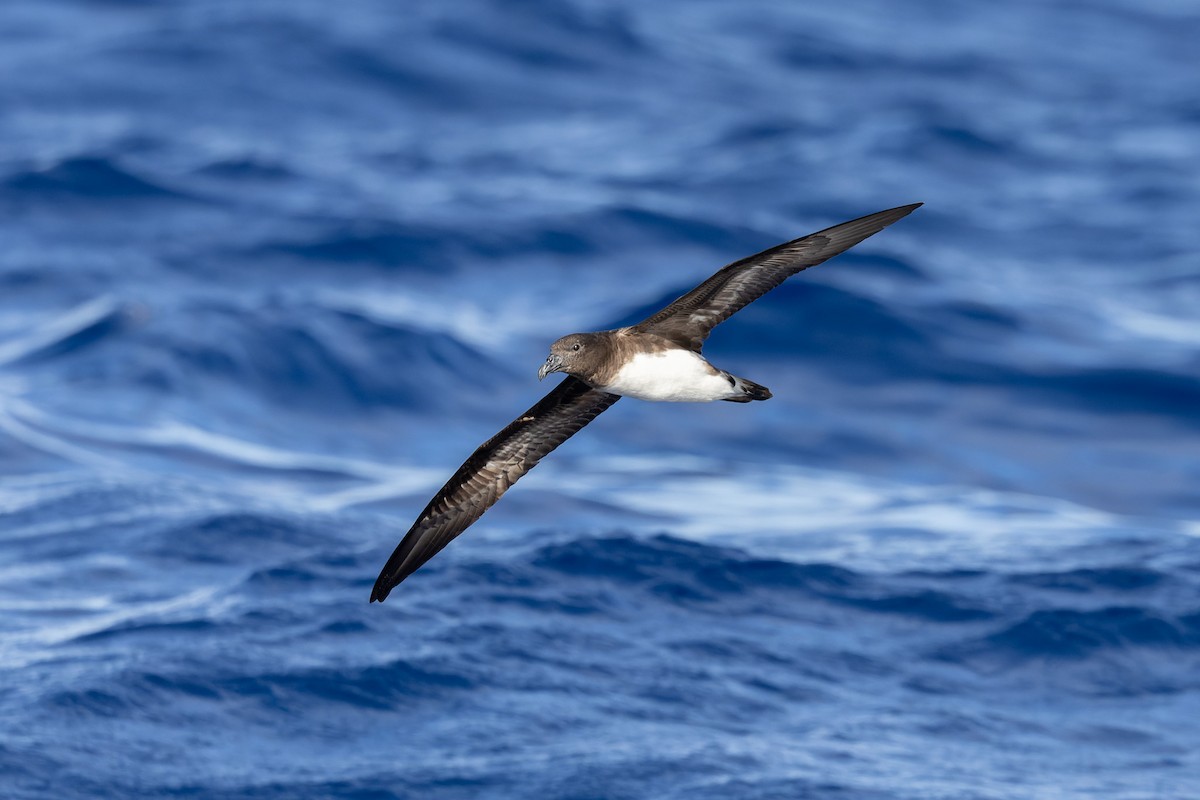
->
[572, 343, 580, 351]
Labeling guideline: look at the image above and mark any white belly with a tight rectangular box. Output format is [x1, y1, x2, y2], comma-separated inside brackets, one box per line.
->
[602, 350, 734, 402]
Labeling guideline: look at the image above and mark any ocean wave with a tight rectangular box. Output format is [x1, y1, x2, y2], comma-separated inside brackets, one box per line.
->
[974, 606, 1200, 661]
[4, 300, 507, 414]
[1008, 566, 1166, 593]
[193, 157, 296, 182]
[70, 618, 220, 645]
[1017, 367, 1200, 422]
[139, 513, 327, 565]
[507, 535, 996, 623]
[253, 221, 458, 271]
[46, 656, 476, 721]
[0, 297, 129, 367]
[931, 608, 1200, 699]
[1, 156, 191, 203]
[250, 204, 756, 273]
[433, 2, 644, 71]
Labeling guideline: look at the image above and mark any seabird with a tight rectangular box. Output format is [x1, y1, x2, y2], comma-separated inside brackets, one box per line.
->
[371, 203, 921, 601]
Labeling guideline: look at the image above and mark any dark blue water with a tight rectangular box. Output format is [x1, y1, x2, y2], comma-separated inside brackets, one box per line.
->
[2, 1, 1199, 797]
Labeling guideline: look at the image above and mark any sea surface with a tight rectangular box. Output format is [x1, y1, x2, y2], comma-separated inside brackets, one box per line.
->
[2, 1, 1199, 798]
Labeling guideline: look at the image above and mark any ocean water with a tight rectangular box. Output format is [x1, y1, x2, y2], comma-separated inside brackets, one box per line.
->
[2, 0, 1199, 797]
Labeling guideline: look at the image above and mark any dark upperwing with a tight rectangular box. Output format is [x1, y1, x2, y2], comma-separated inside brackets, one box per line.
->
[372, 203, 920, 600]
[633, 203, 922, 351]
[371, 377, 619, 602]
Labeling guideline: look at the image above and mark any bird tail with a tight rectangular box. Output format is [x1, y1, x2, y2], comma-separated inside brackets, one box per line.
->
[724, 376, 772, 403]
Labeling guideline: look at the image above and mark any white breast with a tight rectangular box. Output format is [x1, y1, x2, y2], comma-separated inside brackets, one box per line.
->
[601, 349, 735, 402]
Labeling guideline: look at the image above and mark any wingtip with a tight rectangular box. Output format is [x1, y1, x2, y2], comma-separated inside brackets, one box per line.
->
[843, 202, 923, 231]
[871, 202, 923, 227]
[369, 578, 394, 603]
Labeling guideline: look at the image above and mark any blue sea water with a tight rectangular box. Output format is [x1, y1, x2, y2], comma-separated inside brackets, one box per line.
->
[2, 0, 1199, 797]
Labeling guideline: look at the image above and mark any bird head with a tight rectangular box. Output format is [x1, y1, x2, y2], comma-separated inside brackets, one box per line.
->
[539, 333, 601, 380]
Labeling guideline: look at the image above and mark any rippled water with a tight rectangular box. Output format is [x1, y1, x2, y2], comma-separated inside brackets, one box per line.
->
[2, 1, 1199, 798]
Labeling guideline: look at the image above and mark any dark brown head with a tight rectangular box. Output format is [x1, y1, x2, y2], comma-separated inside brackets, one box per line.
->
[538, 332, 609, 382]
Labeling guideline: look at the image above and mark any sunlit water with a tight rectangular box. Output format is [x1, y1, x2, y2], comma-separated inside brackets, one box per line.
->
[2, 1, 1199, 798]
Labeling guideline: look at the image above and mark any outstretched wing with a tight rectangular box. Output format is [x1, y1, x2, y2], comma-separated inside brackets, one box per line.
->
[371, 377, 619, 601]
[634, 204, 921, 351]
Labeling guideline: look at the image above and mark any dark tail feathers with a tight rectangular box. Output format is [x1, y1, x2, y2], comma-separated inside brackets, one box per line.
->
[724, 376, 772, 403]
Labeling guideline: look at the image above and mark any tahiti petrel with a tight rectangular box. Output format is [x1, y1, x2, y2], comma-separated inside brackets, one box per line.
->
[371, 203, 921, 601]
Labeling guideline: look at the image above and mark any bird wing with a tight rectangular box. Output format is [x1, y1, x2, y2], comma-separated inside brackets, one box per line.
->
[371, 376, 619, 601]
[633, 203, 921, 351]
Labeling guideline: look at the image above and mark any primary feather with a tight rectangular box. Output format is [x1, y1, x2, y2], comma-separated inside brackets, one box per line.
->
[635, 204, 922, 351]
[371, 203, 920, 601]
[371, 377, 618, 601]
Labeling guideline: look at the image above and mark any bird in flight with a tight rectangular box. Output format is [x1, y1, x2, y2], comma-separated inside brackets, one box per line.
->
[371, 203, 921, 601]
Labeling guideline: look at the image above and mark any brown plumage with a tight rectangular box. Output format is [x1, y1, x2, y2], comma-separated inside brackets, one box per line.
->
[632, 204, 923, 352]
[371, 203, 921, 601]
[540, 330, 680, 387]
[370, 376, 616, 601]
